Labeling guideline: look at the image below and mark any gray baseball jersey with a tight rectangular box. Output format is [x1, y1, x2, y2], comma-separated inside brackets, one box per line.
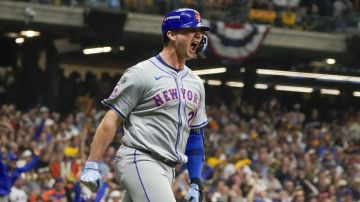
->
[102, 54, 207, 164]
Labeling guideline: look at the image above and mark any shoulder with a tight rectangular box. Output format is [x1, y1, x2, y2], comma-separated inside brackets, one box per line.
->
[120, 58, 156, 84]
[122, 60, 149, 77]
[186, 68, 204, 84]
[126, 57, 156, 74]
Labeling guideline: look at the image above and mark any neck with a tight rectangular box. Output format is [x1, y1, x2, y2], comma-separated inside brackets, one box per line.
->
[159, 46, 186, 70]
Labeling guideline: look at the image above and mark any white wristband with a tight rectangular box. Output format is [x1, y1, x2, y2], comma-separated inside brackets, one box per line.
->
[85, 161, 99, 170]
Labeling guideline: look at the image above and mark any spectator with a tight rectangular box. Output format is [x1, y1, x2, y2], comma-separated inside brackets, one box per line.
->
[8, 177, 27, 202]
[41, 177, 66, 202]
[107, 190, 124, 202]
[333, 0, 353, 31]
[0, 148, 40, 198]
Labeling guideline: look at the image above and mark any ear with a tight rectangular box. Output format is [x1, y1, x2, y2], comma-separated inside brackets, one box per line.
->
[166, 30, 176, 41]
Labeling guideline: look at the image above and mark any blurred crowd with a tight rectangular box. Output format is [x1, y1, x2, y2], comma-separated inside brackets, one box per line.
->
[1, 0, 359, 32]
[195, 98, 360, 201]
[0, 65, 119, 116]
[119, 0, 360, 32]
[0, 103, 123, 201]
[1, 87, 360, 201]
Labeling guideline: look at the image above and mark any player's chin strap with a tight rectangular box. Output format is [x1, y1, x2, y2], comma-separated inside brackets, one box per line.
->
[196, 35, 208, 58]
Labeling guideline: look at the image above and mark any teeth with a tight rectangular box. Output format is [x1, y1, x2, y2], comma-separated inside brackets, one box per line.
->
[191, 41, 199, 51]
[191, 42, 199, 47]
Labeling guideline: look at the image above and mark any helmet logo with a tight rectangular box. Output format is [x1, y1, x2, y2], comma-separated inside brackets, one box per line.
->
[164, 15, 181, 22]
[195, 12, 201, 22]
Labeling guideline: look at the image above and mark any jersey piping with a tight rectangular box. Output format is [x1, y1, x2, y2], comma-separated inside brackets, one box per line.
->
[191, 121, 208, 129]
[179, 70, 189, 149]
[101, 100, 126, 119]
[150, 57, 184, 162]
[155, 55, 182, 73]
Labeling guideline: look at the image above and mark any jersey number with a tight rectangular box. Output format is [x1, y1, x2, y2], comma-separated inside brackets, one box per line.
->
[187, 111, 197, 127]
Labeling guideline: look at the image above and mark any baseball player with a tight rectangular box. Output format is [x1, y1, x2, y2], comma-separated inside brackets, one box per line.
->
[80, 8, 210, 202]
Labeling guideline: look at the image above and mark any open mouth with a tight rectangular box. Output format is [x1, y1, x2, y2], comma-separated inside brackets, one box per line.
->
[191, 41, 199, 51]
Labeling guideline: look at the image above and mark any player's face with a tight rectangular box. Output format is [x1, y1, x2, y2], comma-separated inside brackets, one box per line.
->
[174, 28, 204, 60]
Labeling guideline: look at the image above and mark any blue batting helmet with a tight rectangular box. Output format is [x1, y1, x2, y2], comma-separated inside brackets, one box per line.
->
[162, 8, 210, 41]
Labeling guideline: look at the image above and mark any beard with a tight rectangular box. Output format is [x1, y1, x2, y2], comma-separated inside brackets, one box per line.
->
[175, 40, 196, 60]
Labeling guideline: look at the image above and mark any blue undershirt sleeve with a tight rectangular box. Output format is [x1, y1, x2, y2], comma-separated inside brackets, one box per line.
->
[94, 182, 108, 202]
[185, 127, 204, 181]
[74, 181, 81, 202]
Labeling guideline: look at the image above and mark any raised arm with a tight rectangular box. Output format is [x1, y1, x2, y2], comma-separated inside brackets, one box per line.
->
[17, 148, 40, 173]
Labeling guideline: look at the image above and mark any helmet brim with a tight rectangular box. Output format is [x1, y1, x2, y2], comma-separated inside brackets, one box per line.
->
[200, 26, 210, 31]
[173, 26, 210, 32]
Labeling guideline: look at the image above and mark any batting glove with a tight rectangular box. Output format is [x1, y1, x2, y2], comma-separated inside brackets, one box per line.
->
[80, 161, 102, 191]
[184, 183, 203, 202]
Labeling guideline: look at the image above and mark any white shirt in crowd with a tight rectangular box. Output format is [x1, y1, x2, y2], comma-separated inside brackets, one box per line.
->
[9, 187, 27, 202]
